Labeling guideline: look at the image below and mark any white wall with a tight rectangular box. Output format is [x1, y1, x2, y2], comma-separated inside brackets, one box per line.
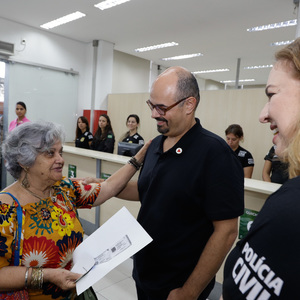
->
[0, 17, 159, 117]
[0, 17, 90, 116]
[112, 50, 151, 93]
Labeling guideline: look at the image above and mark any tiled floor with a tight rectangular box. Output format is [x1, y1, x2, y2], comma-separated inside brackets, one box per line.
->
[91, 258, 222, 300]
[83, 235, 221, 300]
[92, 258, 137, 300]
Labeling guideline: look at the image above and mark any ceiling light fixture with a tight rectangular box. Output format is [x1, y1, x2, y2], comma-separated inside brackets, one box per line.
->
[135, 42, 178, 53]
[221, 79, 255, 83]
[95, 0, 131, 10]
[162, 53, 203, 61]
[270, 40, 294, 46]
[193, 68, 229, 74]
[247, 19, 297, 32]
[40, 11, 86, 29]
[244, 65, 273, 70]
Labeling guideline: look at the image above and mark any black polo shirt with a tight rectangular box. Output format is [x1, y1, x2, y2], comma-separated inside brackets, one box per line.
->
[134, 118, 244, 299]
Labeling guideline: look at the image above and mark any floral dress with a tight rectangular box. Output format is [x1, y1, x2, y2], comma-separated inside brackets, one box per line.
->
[0, 177, 101, 300]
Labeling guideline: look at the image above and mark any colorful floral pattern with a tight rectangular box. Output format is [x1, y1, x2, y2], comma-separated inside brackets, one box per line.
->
[51, 207, 74, 237]
[0, 178, 101, 300]
[0, 235, 8, 258]
[29, 199, 53, 235]
[22, 236, 60, 268]
[0, 204, 15, 227]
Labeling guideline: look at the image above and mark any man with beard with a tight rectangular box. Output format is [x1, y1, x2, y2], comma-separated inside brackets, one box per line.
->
[118, 66, 244, 300]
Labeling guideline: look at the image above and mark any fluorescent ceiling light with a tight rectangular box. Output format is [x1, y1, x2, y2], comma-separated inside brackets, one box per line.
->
[40, 11, 86, 29]
[162, 53, 203, 61]
[193, 68, 229, 74]
[247, 19, 297, 32]
[244, 65, 273, 70]
[135, 42, 178, 53]
[95, 0, 130, 10]
[221, 79, 255, 83]
[270, 40, 294, 46]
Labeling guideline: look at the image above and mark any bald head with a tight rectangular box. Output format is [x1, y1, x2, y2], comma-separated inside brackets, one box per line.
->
[151, 66, 200, 109]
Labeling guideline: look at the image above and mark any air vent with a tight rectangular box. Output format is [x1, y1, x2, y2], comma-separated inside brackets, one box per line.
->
[0, 41, 14, 57]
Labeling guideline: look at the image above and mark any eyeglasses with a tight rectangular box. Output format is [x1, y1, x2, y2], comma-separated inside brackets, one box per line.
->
[146, 96, 190, 116]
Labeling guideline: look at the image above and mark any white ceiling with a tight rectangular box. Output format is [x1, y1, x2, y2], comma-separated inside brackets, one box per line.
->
[0, 0, 298, 86]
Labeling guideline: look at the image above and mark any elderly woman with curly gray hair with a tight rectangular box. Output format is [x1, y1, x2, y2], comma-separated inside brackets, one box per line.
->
[0, 120, 149, 300]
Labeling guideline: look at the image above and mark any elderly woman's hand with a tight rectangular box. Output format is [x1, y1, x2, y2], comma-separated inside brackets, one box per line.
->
[43, 268, 81, 290]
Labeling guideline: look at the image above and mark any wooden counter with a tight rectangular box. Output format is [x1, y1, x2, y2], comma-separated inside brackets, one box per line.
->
[244, 177, 280, 211]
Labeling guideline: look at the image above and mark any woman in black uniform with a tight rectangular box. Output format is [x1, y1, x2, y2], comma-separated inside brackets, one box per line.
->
[225, 124, 254, 178]
[120, 114, 144, 145]
[75, 116, 93, 149]
[91, 114, 115, 153]
[262, 145, 289, 184]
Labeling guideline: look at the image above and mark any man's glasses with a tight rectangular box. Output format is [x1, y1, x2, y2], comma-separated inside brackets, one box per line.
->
[146, 96, 190, 116]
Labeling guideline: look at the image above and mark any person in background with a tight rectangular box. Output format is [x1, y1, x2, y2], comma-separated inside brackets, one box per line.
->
[9, 101, 31, 131]
[262, 144, 289, 184]
[221, 38, 300, 300]
[91, 114, 115, 153]
[113, 66, 244, 300]
[75, 116, 93, 149]
[0, 120, 150, 300]
[120, 114, 144, 145]
[225, 124, 254, 178]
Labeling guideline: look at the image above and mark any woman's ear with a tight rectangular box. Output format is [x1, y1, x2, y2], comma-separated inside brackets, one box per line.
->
[185, 97, 197, 115]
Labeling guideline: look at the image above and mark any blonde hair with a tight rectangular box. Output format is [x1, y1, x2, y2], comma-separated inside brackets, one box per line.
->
[275, 38, 300, 178]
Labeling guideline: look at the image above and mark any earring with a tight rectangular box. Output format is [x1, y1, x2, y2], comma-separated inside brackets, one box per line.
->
[22, 167, 30, 188]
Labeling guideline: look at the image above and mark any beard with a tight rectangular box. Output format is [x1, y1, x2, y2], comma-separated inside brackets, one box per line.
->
[157, 125, 169, 134]
[156, 117, 169, 134]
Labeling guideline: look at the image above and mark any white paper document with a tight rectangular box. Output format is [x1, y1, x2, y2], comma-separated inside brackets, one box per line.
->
[71, 206, 152, 295]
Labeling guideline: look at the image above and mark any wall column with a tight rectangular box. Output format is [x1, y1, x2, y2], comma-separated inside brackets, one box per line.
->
[94, 40, 114, 111]
[86, 40, 114, 132]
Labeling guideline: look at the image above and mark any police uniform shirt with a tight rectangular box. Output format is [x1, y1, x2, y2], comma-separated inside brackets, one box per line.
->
[122, 133, 144, 145]
[223, 176, 300, 299]
[264, 146, 289, 184]
[75, 131, 93, 149]
[235, 145, 254, 168]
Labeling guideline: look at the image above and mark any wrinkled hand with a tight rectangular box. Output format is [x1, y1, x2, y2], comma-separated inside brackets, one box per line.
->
[44, 268, 81, 290]
[133, 139, 152, 164]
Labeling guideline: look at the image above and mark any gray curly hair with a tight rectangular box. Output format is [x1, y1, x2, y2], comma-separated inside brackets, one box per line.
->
[3, 120, 65, 179]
